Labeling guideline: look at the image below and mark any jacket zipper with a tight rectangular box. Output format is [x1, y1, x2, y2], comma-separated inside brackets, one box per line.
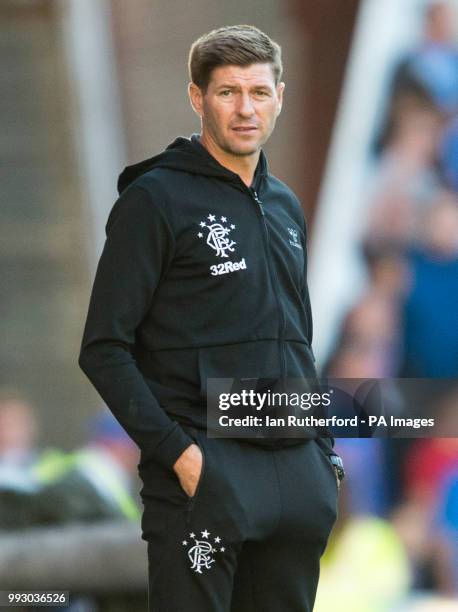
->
[249, 187, 287, 382]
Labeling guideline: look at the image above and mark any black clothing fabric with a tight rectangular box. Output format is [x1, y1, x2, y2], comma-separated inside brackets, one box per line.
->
[79, 135, 334, 472]
[144, 426, 338, 612]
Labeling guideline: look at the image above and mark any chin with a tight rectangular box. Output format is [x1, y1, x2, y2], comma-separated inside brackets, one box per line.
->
[225, 142, 260, 157]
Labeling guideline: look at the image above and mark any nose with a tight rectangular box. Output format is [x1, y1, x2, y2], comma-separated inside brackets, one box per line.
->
[236, 92, 255, 118]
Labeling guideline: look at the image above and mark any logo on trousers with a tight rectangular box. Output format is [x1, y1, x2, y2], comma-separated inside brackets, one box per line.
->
[182, 530, 226, 573]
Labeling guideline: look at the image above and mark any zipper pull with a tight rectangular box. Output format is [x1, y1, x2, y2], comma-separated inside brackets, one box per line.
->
[252, 190, 264, 215]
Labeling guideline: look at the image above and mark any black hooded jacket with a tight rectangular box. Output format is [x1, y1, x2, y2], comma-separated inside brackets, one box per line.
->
[79, 135, 334, 473]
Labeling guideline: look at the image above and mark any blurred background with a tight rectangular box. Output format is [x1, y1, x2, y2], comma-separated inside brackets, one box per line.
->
[1, 0, 457, 610]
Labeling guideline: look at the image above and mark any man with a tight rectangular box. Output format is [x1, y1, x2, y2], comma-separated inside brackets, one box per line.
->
[79, 25, 343, 612]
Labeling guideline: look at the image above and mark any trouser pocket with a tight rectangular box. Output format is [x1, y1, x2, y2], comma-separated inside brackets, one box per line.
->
[185, 430, 207, 521]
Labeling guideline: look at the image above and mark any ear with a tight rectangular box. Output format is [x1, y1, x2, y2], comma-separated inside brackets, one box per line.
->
[276, 82, 285, 116]
[188, 82, 204, 117]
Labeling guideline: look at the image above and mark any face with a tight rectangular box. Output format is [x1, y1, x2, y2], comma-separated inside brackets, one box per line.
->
[189, 63, 284, 158]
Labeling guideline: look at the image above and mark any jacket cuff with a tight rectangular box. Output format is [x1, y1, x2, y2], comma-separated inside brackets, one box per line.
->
[150, 422, 194, 470]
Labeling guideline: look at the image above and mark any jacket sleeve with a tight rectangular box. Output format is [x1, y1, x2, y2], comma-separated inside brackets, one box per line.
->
[78, 183, 193, 470]
[300, 213, 335, 452]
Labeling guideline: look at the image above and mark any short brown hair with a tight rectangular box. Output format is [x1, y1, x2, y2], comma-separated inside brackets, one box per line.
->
[189, 25, 282, 92]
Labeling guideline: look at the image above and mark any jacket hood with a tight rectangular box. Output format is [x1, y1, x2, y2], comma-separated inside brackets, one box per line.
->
[117, 133, 268, 194]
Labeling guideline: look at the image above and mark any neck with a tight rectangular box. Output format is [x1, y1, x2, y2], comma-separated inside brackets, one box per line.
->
[199, 131, 260, 187]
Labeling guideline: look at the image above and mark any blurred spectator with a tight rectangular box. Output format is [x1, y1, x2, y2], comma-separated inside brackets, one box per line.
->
[77, 410, 140, 517]
[324, 242, 408, 380]
[333, 438, 389, 517]
[392, 409, 458, 596]
[33, 410, 141, 524]
[365, 95, 443, 247]
[392, 0, 458, 114]
[391, 486, 440, 594]
[321, 242, 409, 515]
[0, 387, 39, 468]
[0, 388, 41, 528]
[400, 191, 458, 377]
[0, 398, 140, 529]
[403, 438, 458, 507]
[314, 485, 411, 611]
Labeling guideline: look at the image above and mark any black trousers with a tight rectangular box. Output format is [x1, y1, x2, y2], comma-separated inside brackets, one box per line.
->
[141, 428, 338, 612]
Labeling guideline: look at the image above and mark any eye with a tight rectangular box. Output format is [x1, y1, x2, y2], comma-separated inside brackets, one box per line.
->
[254, 90, 269, 97]
[219, 90, 232, 97]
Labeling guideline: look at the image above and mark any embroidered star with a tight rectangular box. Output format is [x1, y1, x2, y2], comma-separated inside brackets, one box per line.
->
[199, 221, 206, 227]
[201, 530, 210, 539]
[182, 540, 188, 546]
[208, 214, 216, 222]
[198, 232, 203, 238]
[214, 536, 221, 543]
[230, 224, 235, 229]
[220, 547, 225, 552]
[221, 216, 227, 222]
[212, 548, 217, 553]
[189, 532, 195, 539]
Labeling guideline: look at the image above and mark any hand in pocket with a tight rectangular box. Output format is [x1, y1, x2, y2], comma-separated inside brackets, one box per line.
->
[173, 443, 203, 497]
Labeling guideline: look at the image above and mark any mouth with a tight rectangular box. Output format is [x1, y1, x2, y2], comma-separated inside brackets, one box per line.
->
[232, 126, 258, 133]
